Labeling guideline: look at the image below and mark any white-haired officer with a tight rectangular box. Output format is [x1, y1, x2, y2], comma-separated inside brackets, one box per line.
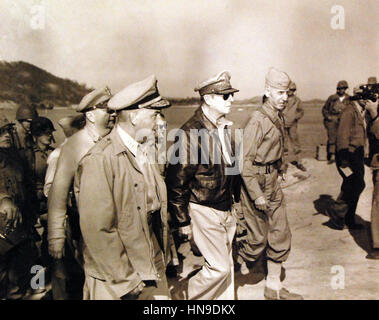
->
[75, 75, 171, 300]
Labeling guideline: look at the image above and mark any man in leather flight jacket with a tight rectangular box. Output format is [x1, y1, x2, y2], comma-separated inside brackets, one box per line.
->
[166, 71, 241, 300]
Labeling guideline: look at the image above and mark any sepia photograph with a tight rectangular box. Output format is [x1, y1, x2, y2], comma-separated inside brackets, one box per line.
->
[0, 0, 378, 306]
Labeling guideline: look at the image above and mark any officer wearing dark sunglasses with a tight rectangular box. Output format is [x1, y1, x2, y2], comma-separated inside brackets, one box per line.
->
[166, 71, 241, 300]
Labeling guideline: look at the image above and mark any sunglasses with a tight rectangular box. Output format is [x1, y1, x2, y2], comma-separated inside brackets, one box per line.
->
[290, 89, 296, 92]
[337, 87, 348, 90]
[222, 93, 234, 100]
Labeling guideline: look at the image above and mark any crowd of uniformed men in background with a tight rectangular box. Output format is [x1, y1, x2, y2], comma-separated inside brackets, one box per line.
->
[0, 68, 378, 300]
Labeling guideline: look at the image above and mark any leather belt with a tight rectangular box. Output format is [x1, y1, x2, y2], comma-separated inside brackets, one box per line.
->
[252, 160, 280, 174]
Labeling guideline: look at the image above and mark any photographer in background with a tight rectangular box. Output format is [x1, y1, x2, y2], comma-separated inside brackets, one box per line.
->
[364, 76, 379, 259]
[327, 85, 370, 230]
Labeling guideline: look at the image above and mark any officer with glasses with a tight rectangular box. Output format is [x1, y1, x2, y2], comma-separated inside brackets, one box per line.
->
[47, 87, 115, 299]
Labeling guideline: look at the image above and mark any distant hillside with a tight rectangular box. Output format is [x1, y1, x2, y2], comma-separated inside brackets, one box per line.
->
[0, 61, 91, 108]
[237, 96, 263, 104]
[167, 96, 264, 106]
[167, 96, 324, 106]
[303, 98, 325, 105]
[167, 97, 201, 105]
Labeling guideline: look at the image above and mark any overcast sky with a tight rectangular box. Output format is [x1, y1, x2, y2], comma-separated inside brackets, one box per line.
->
[0, 0, 378, 100]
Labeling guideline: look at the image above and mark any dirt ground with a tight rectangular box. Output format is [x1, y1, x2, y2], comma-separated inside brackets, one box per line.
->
[163, 103, 379, 300]
[167, 157, 378, 300]
[2, 102, 378, 300]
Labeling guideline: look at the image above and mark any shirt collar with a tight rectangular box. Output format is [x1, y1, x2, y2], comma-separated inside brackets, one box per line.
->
[85, 125, 102, 143]
[201, 105, 233, 129]
[263, 100, 281, 119]
[116, 125, 139, 157]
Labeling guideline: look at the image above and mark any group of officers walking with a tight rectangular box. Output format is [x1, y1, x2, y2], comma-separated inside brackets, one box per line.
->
[0, 67, 377, 301]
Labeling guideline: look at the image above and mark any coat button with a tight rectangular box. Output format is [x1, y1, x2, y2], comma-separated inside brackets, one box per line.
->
[137, 206, 141, 210]
[134, 184, 138, 187]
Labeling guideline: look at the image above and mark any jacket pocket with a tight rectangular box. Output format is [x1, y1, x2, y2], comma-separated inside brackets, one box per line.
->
[256, 173, 266, 191]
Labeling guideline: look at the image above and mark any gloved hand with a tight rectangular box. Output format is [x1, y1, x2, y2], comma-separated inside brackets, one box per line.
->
[48, 239, 65, 259]
[0, 197, 22, 229]
[254, 195, 267, 211]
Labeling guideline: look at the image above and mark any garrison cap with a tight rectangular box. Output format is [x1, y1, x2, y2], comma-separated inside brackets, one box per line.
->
[368, 77, 377, 85]
[194, 71, 239, 96]
[0, 113, 15, 130]
[75, 87, 112, 113]
[289, 82, 297, 90]
[107, 75, 170, 111]
[337, 80, 348, 89]
[265, 67, 291, 90]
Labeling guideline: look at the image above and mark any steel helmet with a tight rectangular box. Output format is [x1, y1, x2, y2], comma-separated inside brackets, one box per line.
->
[30, 117, 56, 137]
[16, 104, 39, 121]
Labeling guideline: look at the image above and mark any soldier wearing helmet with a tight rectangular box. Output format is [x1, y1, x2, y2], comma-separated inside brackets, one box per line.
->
[326, 85, 370, 230]
[13, 104, 39, 164]
[29, 117, 56, 212]
[282, 81, 306, 171]
[0, 113, 39, 299]
[322, 80, 350, 163]
[14, 104, 39, 147]
[24, 117, 57, 279]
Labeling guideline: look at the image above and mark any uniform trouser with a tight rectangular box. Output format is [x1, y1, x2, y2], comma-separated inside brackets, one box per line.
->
[284, 124, 301, 163]
[324, 119, 339, 158]
[371, 170, 379, 248]
[188, 202, 236, 300]
[334, 147, 365, 226]
[51, 238, 84, 300]
[82, 224, 170, 300]
[238, 169, 292, 264]
[44, 212, 84, 300]
[0, 239, 39, 299]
